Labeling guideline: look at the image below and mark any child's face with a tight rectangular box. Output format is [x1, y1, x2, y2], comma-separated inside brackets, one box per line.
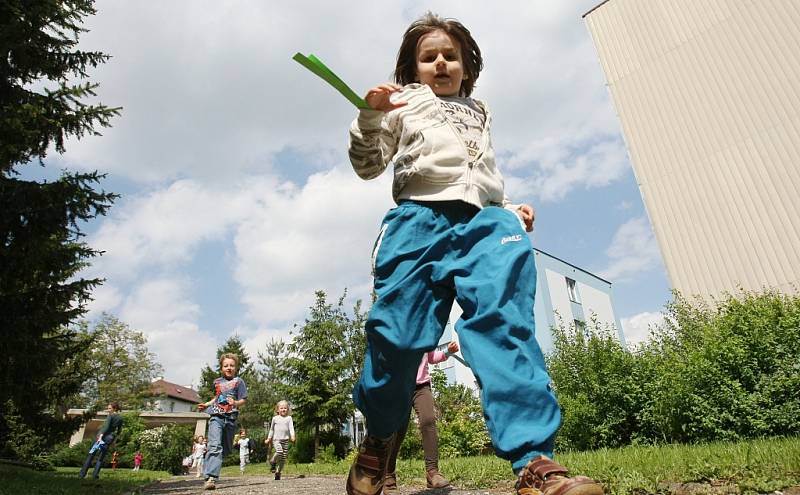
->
[415, 29, 464, 97]
[278, 404, 289, 416]
[221, 358, 237, 379]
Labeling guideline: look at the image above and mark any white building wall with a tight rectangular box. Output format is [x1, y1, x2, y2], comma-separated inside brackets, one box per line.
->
[585, 0, 800, 299]
[155, 398, 194, 413]
[545, 269, 575, 325]
[579, 283, 616, 328]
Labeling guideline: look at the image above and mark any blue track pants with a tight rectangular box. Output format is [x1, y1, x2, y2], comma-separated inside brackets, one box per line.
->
[352, 200, 560, 472]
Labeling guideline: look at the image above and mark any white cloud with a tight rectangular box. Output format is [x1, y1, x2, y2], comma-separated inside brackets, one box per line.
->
[600, 216, 663, 282]
[233, 166, 393, 326]
[621, 311, 665, 346]
[506, 137, 629, 203]
[61, 1, 624, 200]
[118, 277, 216, 386]
[89, 179, 254, 281]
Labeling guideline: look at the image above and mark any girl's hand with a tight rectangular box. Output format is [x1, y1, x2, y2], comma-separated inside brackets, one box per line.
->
[517, 204, 536, 232]
[447, 341, 459, 353]
[365, 84, 407, 112]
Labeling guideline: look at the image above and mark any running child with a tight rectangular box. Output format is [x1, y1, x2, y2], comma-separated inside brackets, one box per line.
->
[345, 12, 604, 495]
[197, 353, 248, 490]
[266, 400, 295, 481]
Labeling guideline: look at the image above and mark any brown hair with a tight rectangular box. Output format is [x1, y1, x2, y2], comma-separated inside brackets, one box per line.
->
[394, 12, 483, 97]
[219, 353, 239, 368]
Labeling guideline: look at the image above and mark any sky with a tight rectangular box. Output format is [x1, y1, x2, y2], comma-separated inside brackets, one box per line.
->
[28, 0, 672, 386]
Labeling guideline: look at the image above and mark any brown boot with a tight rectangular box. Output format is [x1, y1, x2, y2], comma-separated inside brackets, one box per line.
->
[346, 434, 394, 495]
[426, 469, 450, 489]
[515, 456, 603, 495]
[382, 472, 398, 492]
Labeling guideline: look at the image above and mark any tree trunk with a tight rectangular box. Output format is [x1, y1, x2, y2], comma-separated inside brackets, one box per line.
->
[314, 424, 320, 461]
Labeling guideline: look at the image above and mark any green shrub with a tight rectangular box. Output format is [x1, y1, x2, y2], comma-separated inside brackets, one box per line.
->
[547, 316, 646, 451]
[431, 369, 491, 458]
[138, 424, 194, 474]
[397, 415, 423, 460]
[50, 440, 93, 467]
[548, 289, 800, 450]
[287, 427, 350, 462]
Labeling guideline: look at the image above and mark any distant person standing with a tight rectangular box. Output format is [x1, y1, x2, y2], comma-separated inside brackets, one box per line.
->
[237, 429, 251, 474]
[191, 435, 206, 477]
[111, 450, 119, 470]
[79, 402, 123, 479]
[133, 451, 143, 471]
[266, 400, 295, 481]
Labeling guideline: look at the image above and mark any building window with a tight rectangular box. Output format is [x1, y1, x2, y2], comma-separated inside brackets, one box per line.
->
[566, 277, 580, 303]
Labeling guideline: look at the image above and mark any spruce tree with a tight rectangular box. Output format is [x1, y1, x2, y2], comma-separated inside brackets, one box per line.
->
[0, 0, 119, 459]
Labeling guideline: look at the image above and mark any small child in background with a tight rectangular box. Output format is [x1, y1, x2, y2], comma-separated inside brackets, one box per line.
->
[111, 451, 119, 470]
[182, 454, 192, 475]
[266, 400, 295, 481]
[197, 353, 248, 490]
[237, 429, 251, 474]
[384, 341, 459, 491]
[191, 435, 206, 477]
[133, 451, 143, 471]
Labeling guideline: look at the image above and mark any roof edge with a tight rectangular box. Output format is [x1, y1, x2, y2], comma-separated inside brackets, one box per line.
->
[582, 0, 611, 18]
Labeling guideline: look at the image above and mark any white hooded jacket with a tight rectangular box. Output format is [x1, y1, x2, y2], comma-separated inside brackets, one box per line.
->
[349, 84, 519, 212]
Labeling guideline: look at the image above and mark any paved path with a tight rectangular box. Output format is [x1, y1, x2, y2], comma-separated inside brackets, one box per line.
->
[137, 474, 509, 495]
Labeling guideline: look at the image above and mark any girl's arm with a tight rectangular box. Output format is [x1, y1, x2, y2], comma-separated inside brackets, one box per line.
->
[349, 84, 403, 181]
[289, 416, 296, 442]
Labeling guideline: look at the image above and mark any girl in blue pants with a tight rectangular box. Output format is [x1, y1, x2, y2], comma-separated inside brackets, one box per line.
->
[345, 12, 603, 495]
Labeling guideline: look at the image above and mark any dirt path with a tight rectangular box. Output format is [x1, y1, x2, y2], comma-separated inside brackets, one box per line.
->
[136, 475, 800, 495]
[136, 474, 508, 495]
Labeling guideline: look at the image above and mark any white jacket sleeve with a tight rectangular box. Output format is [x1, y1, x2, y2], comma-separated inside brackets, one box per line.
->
[348, 108, 399, 180]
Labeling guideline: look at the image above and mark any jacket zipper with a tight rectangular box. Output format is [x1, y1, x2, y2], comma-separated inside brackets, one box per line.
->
[432, 91, 491, 203]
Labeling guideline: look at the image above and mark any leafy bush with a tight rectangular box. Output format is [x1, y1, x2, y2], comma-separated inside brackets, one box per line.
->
[138, 424, 194, 474]
[50, 440, 93, 467]
[430, 369, 491, 457]
[397, 415, 423, 459]
[548, 289, 800, 450]
[638, 290, 800, 443]
[288, 427, 351, 463]
[1, 401, 54, 470]
[547, 316, 646, 451]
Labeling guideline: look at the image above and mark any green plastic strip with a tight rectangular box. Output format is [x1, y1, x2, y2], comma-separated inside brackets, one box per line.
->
[292, 52, 369, 109]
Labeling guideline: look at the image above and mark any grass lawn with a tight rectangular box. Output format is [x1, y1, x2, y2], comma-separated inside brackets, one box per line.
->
[8, 437, 798, 494]
[226, 436, 800, 494]
[0, 464, 170, 495]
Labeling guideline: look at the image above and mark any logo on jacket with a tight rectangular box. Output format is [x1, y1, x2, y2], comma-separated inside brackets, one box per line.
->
[501, 234, 522, 245]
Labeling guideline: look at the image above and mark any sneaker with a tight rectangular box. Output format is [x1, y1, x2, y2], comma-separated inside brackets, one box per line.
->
[270, 461, 277, 473]
[275, 472, 281, 480]
[204, 478, 216, 490]
[382, 472, 397, 492]
[426, 469, 450, 489]
[346, 434, 395, 495]
[515, 456, 603, 495]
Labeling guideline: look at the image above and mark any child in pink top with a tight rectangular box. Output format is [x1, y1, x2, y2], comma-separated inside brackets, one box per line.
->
[384, 341, 459, 491]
